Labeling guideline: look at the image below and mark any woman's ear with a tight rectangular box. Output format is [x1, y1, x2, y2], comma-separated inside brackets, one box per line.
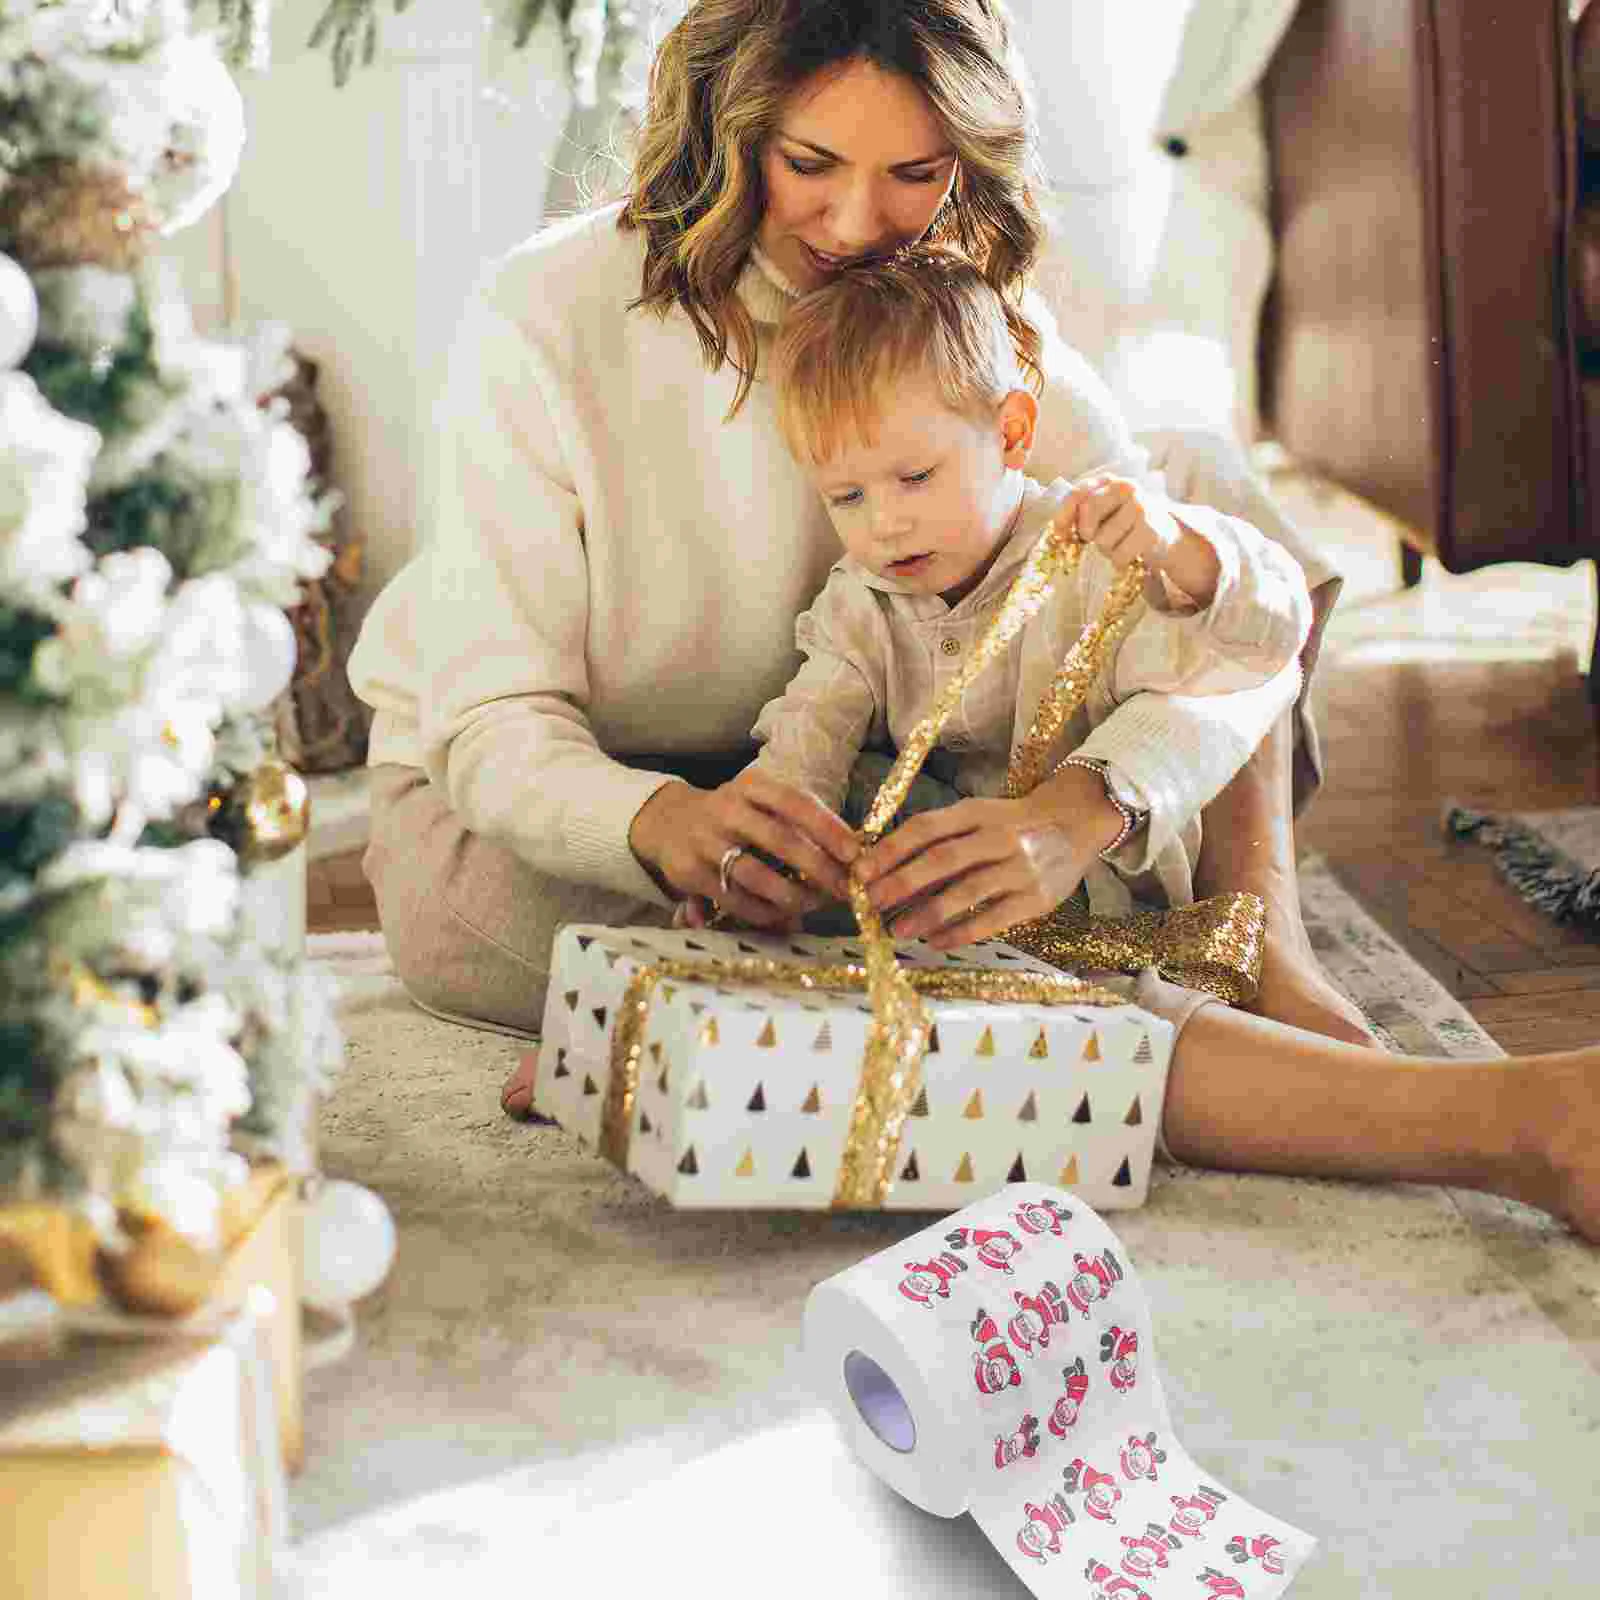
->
[998, 388, 1040, 467]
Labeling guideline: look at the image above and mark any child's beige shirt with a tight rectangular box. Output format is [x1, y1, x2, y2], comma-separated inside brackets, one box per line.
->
[751, 475, 1312, 913]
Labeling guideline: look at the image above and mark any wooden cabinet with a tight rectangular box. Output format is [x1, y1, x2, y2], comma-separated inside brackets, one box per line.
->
[1260, 1, 1590, 590]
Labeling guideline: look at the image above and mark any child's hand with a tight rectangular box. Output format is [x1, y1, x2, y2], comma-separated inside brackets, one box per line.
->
[1063, 471, 1220, 605]
[1063, 471, 1181, 570]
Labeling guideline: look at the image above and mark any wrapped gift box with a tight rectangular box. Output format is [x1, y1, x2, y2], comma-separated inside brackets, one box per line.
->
[535, 925, 1173, 1211]
[0, 1304, 286, 1600]
[214, 1167, 303, 1473]
[0, 1166, 304, 1471]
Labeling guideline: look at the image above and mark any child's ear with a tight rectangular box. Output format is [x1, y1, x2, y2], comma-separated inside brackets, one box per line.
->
[998, 389, 1039, 467]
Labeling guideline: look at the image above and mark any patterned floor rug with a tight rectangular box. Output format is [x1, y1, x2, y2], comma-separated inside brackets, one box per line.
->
[1444, 804, 1600, 938]
[1296, 853, 1502, 1058]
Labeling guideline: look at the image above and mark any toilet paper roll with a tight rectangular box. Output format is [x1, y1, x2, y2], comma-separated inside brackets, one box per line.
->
[803, 1184, 1315, 1597]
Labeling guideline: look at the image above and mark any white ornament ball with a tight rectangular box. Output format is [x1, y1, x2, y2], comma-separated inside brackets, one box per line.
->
[0, 252, 39, 371]
[298, 1180, 397, 1312]
[237, 601, 298, 712]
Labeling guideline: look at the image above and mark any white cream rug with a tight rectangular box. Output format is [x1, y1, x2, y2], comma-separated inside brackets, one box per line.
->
[283, 862, 1599, 1598]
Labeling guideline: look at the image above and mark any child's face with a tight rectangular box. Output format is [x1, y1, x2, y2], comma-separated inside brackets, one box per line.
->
[808, 376, 1035, 605]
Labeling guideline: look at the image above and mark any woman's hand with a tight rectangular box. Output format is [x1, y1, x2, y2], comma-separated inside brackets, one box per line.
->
[1064, 471, 1220, 607]
[629, 767, 859, 932]
[853, 766, 1124, 950]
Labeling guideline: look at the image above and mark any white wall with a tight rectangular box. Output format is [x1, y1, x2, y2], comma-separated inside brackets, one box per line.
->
[166, 0, 584, 604]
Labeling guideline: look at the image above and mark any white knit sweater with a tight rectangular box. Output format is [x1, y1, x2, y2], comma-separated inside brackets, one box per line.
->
[347, 203, 1324, 906]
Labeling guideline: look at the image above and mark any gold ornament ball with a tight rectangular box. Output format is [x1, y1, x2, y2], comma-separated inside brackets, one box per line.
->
[222, 760, 311, 865]
[100, 1217, 224, 1318]
[0, 1204, 102, 1307]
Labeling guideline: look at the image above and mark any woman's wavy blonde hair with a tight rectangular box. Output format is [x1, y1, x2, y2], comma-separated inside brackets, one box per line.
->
[619, 0, 1046, 417]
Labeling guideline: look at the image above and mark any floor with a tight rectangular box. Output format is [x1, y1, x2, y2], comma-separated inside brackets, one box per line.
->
[307, 462, 1600, 1054]
[292, 466, 1600, 1594]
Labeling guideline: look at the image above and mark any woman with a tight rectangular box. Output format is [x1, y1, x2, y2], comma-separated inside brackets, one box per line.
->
[345, 0, 1597, 1242]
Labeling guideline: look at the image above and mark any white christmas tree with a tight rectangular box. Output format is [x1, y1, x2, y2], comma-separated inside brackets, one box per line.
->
[0, 0, 342, 1267]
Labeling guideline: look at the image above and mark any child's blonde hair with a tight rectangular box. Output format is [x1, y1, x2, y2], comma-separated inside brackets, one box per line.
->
[771, 244, 1043, 465]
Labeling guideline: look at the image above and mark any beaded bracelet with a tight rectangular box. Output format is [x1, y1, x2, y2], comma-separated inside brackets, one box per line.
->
[1056, 754, 1148, 862]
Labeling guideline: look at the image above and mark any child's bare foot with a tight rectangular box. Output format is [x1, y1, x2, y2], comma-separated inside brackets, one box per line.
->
[1248, 929, 1380, 1047]
[500, 1047, 544, 1122]
[1501, 1047, 1600, 1243]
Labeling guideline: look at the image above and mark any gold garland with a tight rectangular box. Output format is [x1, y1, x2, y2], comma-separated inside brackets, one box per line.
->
[594, 513, 1265, 1207]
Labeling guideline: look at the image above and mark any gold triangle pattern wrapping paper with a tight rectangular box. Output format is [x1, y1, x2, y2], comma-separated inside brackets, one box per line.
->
[535, 925, 1173, 1212]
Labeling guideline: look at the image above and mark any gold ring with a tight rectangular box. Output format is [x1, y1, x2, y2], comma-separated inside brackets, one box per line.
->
[718, 844, 746, 897]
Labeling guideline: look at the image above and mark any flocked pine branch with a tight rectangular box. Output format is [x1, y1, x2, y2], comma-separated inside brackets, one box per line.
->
[187, 0, 274, 71]
[310, 1, 588, 88]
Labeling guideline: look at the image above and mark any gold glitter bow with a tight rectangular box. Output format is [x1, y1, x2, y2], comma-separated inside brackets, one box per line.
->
[596, 515, 1262, 1207]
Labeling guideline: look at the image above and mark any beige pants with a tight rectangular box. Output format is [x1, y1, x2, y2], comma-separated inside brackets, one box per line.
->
[365, 759, 725, 1039]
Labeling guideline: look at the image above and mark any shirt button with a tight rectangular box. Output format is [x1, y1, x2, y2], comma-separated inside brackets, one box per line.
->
[940, 636, 961, 657]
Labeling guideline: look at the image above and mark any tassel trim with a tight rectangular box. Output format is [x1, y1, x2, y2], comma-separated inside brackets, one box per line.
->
[1443, 805, 1600, 934]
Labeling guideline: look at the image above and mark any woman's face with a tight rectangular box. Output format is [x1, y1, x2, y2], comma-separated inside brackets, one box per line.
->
[757, 57, 959, 293]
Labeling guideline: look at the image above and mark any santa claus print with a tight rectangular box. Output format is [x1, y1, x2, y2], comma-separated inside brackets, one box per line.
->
[1118, 1523, 1182, 1581]
[897, 1251, 967, 1307]
[944, 1225, 1025, 1274]
[1083, 1557, 1154, 1600]
[1048, 1358, 1091, 1437]
[1118, 1431, 1167, 1482]
[1226, 1532, 1286, 1575]
[1196, 1567, 1247, 1597]
[1007, 1281, 1069, 1355]
[970, 1311, 1022, 1395]
[1014, 1493, 1075, 1565]
[1063, 1249, 1124, 1317]
[1062, 1457, 1124, 1523]
[993, 1413, 1041, 1469]
[1100, 1325, 1139, 1392]
[1168, 1486, 1230, 1541]
[1012, 1196, 1073, 1237]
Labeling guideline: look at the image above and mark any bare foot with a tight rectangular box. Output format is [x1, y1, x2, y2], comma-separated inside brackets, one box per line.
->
[500, 1047, 549, 1122]
[1504, 1047, 1600, 1243]
[1249, 934, 1380, 1047]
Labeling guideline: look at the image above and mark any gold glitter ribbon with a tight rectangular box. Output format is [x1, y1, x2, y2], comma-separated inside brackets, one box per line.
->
[858, 520, 1093, 838]
[1004, 554, 1150, 801]
[596, 513, 1262, 1207]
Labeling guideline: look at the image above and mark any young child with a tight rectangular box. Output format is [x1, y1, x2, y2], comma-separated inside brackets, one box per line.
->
[727, 247, 1312, 940]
